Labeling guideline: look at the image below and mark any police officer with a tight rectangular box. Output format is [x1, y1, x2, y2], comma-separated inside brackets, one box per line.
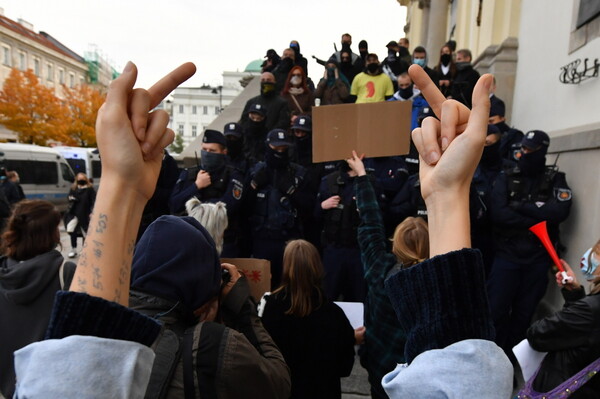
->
[488, 98, 523, 167]
[223, 122, 252, 176]
[488, 130, 572, 357]
[247, 129, 310, 289]
[169, 129, 245, 257]
[316, 163, 378, 302]
[242, 103, 269, 165]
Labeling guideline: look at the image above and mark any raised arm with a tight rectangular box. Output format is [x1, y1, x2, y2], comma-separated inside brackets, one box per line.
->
[70, 62, 196, 305]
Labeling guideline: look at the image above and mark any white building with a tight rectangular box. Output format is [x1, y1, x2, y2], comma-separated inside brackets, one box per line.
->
[169, 65, 260, 148]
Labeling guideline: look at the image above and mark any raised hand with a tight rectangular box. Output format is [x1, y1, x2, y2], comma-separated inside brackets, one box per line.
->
[96, 62, 196, 202]
[408, 64, 493, 256]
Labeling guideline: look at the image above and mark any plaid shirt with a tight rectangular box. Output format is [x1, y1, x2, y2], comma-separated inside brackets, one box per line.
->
[355, 175, 407, 395]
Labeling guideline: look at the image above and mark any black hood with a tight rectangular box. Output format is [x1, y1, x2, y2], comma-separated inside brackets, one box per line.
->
[0, 250, 63, 305]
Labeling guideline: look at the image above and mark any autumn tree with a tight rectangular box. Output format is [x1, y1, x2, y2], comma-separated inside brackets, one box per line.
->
[0, 68, 67, 145]
[60, 84, 105, 147]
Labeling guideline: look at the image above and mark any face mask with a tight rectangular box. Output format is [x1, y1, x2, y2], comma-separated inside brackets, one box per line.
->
[327, 68, 336, 78]
[517, 149, 546, 176]
[581, 248, 600, 281]
[260, 81, 276, 97]
[290, 76, 302, 86]
[226, 138, 243, 159]
[77, 180, 87, 186]
[413, 58, 426, 67]
[440, 53, 451, 66]
[367, 63, 379, 73]
[480, 140, 501, 168]
[281, 57, 293, 69]
[456, 61, 470, 71]
[265, 146, 289, 169]
[493, 121, 509, 133]
[399, 85, 414, 100]
[295, 134, 311, 154]
[200, 150, 226, 173]
[360, 50, 368, 58]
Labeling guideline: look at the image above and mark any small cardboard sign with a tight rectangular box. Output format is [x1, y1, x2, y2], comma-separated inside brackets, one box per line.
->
[312, 100, 412, 163]
[221, 258, 271, 302]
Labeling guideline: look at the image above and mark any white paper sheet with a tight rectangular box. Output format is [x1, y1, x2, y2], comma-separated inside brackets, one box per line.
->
[334, 301, 364, 329]
[513, 339, 548, 382]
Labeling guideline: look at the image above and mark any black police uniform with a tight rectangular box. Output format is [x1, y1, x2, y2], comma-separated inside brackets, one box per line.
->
[487, 135, 572, 355]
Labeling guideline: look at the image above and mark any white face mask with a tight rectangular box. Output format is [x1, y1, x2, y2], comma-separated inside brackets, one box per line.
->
[580, 248, 600, 281]
[290, 76, 302, 86]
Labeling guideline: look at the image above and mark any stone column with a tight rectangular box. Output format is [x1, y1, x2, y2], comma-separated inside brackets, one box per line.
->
[425, 0, 448, 67]
[419, 0, 431, 50]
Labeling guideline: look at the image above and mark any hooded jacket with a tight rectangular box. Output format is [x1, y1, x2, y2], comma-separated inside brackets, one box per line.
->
[0, 250, 75, 397]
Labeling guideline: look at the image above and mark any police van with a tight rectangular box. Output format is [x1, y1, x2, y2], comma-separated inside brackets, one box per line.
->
[0, 143, 75, 212]
[53, 146, 101, 189]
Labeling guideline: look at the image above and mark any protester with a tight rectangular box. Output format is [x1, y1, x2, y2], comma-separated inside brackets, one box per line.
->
[358, 39, 369, 62]
[411, 45, 437, 83]
[331, 33, 363, 71]
[524, 243, 600, 398]
[379, 64, 513, 398]
[433, 44, 456, 97]
[289, 40, 309, 77]
[260, 239, 357, 399]
[382, 40, 409, 89]
[185, 199, 228, 254]
[350, 53, 394, 103]
[313, 59, 350, 105]
[451, 48, 480, 108]
[262, 49, 280, 73]
[0, 167, 21, 204]
[169, 129, 245, 257]
[281, 66, 313, 115]
[488, 129, 572, 358]
[240, 72, 290, 132]
[6, 171, 25, 201]
[0, 200, 76, 397]
[338, 49, 361, 84]
[64, 172, 96, 258]
[273, 48, 296, 92]
[347, 152, 429, 398]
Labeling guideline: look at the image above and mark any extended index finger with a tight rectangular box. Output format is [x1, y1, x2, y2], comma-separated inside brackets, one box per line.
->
[408, 64, 445, 118]
[147, 62, 197, 109]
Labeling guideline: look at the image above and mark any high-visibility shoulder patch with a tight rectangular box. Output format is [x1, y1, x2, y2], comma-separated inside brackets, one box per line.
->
[557, 188, 572, 201]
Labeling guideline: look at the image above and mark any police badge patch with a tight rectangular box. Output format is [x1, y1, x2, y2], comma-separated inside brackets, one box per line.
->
[557, 188, 572, 201]
[232, 180, 243, 200]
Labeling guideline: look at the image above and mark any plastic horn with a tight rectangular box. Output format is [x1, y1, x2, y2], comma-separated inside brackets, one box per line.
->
[529, 221, 573, 284]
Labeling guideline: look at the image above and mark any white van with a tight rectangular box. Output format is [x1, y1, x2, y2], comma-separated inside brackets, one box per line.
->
[0, 143, 75, 212]
[53, 146, 101, 189]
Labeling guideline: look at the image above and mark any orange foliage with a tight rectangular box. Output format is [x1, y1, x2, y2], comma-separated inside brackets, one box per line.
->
[0, 68, 67, 145]
[60, 84, 105, 147]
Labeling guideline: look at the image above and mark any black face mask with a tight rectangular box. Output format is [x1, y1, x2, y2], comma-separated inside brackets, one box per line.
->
[518, 149, 547, 176]
[360, 50, 368, 59]
[201, 150, 226, 173]
[367, 63, 380, 74]
[280, 57, 293, 70]
[294, 134, 311, 155]
[226, 138, 243, 159]
[327, 68, 336, 78]
[399, 85, 414, 100]
[265, 146, 289, 169]
[493, 121, 510, 133]
[455, 61, 471, 71]
[245, 119, 266, 136]
[480, 140, 502, 168]
[77, 180, 87, 186]
[440, 53, 451, 66]
[260, 82, 276, 97]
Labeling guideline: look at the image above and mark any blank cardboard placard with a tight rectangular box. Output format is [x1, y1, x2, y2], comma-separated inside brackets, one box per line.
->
[312, 101, 412, 163]
[221, 258, 271, 301]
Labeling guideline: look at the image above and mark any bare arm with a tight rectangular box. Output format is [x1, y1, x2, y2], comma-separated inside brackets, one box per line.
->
[71, 62, 196, 305]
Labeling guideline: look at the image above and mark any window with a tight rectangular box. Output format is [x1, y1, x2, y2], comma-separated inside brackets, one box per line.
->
[34, 58, 40, 76]
[59, 69, 64, 84]
[66, 159, 86, 174]
[60, 163, 75, 183]
[203, 106, 208, 115]
[215, 106, 220, 115]
[47, 63, 53, 81]
[69, 73, 74, 88]
[179, 104, 184, 114]
[19, 52, 25, 70]
[4, 160, 58, 185]
[91, 160, 102, 178]
[2, 46, 10, 66]
[191, 125, 197, 137]
[192, 105, 197, 114]
[178, 124, 184, 135]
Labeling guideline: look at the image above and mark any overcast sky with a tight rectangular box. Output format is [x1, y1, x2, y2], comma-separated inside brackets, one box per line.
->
[1, 0, 407, 89]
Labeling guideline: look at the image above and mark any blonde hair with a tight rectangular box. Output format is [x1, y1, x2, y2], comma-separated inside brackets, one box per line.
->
[185, 198, 228, 255]
[273, 239, 324, 317]
[391, 217, 429, 267]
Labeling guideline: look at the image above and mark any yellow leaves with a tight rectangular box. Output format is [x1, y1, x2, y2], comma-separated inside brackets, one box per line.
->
[0, 68, 106, 146]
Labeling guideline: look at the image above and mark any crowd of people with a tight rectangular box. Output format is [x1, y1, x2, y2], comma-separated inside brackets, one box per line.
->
[0, 32, 598, 399]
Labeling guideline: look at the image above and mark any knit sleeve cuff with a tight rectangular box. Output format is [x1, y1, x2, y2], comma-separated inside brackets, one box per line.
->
[384, 248, 495, 363]
[45, 291, 161, 347]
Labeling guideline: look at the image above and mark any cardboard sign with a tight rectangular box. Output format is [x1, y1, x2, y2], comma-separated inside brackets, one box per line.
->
[312, 100, 412, 163]
[221, 258, 271, 301]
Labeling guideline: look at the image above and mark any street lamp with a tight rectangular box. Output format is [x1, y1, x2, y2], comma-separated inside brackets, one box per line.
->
[211, 85, 223, 114]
